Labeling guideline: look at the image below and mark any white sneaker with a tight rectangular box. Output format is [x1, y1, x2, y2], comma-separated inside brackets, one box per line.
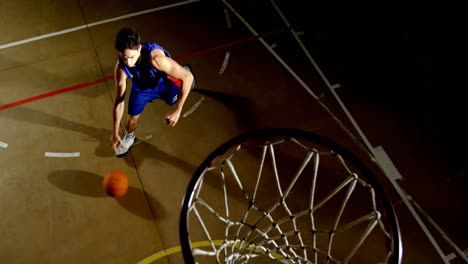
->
[116, 132, 135, 158]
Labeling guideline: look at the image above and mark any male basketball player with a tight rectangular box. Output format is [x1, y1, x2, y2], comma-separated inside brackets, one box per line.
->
[111, 27, 195, 157]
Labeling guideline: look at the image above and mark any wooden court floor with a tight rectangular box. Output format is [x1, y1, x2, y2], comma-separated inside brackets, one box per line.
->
[0, 0, 466, 263]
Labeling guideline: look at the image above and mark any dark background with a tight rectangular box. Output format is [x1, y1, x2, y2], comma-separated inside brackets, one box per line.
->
[275, 2, 468, 174]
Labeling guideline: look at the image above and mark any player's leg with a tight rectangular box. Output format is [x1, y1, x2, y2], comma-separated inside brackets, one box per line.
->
[125, 114, 140, 134]
[116, 88, 153, 157]
[115, 114, 139, 158]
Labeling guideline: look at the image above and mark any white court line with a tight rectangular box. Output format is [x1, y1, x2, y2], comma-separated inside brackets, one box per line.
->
[331, 83, 341, 90]
[373, 146, 403, 181]
[44, 152, 80, 158]
[183, 97, 205, 118]
[222, 0, 320, 102]
[266, 0, 376, 154]
[224, 8, 232, 28]
[0, 141, 8, 148]
[445, 252, 456, 261]
[218, 52, 230, 74]
[266, 1, 449, 263]
[0, 0, 200, 50]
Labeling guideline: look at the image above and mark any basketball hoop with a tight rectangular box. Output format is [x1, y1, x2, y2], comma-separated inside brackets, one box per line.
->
[180, 128, 402, 263]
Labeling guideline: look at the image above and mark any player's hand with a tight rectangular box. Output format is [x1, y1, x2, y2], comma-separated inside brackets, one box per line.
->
[111, 133, 123, 154]
[164, 108, 181, 127]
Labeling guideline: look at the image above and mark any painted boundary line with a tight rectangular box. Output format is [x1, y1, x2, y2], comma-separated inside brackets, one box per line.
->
[0, 27, 290, 111]
[218, 52, 230, 74]
[0, 76, 114, 111]
[0, 0, 200, 50]
[183, 97, 205, 118]
[44, 152, 80, 157]
[0, 141, 8, 148]
[137, 240, 289, 264]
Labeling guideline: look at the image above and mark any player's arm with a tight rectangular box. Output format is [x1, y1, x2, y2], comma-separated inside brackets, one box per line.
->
[112, 61, 127, 152]
[151, 49, 194, 126]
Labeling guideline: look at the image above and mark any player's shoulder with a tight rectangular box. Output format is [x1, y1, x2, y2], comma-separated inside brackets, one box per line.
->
[143, 42, 163, 51]
[144, 42, 169, 57]
[150, 47, 167, 60]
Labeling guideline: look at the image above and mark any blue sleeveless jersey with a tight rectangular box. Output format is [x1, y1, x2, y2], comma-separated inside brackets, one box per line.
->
[118, 42, 171, 89]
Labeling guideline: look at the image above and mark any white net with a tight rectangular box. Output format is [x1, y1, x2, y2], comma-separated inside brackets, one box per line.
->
[182, 132, 398, 263]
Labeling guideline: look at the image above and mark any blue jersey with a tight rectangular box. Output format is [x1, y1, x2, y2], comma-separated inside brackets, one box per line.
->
[118, 42, 171, 90]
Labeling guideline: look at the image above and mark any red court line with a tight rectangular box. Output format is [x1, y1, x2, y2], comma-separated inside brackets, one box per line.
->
[0, 27, 291, 111]
[0, 76, 115, 111]
[173, 27, 291, 61]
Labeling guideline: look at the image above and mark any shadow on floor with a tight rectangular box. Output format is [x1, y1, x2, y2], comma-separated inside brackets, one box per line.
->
[48, 169, 166, 220]
[2, 106, 114, 157]
[48, 170, 106, 197]
[193, 88, 257, 131]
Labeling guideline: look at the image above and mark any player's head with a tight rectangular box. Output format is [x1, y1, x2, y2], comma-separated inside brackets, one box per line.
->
[115, 27, 142, 67]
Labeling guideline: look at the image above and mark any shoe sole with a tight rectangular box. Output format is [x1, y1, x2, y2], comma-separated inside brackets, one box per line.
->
[116, 150, 129, 158]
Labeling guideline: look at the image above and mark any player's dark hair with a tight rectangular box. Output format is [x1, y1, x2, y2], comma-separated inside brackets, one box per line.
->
[115, 27, 141, 52]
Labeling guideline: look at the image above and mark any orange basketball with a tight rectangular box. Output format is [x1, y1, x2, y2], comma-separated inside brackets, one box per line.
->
[103, 170, 128, 197]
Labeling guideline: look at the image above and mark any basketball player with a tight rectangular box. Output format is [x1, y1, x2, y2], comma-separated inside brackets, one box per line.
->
[111, 27, 195, 157]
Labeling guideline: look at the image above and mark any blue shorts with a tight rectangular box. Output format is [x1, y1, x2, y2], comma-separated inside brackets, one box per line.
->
[128, 78, 180, 116]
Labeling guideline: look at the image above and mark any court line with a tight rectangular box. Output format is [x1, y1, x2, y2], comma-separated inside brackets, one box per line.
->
[137, 240, 290, 264]
[183, 97, 205, 118]
[0, 0, 200, 50]
[0, 76, 114, 111]
[218, 51, 230, 74]
[0, 27, 290, 111]
[224, 8, 232, 29]
[44, 152, 80, 157]
[0, 141, 8, 148]
[137, 240, 213, 264]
